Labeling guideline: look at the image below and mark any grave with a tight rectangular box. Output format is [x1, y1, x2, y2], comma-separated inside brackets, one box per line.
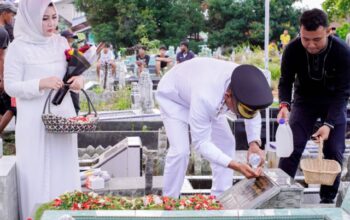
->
[218, 169, 304, 209]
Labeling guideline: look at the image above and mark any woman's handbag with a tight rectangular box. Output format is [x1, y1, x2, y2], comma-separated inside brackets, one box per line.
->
[42, 89, 98, 133]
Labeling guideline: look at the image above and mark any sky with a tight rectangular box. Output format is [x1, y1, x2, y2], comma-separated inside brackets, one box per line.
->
[295, 0, 326, 9]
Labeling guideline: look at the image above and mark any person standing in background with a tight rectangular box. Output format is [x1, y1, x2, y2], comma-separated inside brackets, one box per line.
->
[0, 2, 16, 133]
[280, 29, 291, 50]
[278, 9, 350, 204]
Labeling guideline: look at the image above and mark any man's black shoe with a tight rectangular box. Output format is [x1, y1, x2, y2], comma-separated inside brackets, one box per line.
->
[320, 198, 334, 204]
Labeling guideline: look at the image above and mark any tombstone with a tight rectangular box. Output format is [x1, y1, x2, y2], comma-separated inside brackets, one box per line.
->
[130, 82, 141, 110]
[0, 156, 18, 220]
[218, 168, 304, 209]
[118, 62, 127, 89]
[144, 147, 157, 195]
[138, 69, 154, 114]
[155, 127, 168, 175]
[92, 137, 142, 177]
[230, 48, 235, 62]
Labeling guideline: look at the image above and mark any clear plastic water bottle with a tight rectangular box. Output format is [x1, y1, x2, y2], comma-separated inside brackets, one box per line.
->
[275, 118, 294, 157]
[249, 153, 261, 169]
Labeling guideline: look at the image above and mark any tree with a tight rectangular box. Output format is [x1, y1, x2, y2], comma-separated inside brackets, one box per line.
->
[206, 0, 302, 48]
[323, 0, 350, 21]
[74, 0, 205, 48]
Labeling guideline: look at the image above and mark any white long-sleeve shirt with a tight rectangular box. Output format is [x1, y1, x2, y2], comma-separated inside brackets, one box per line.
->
[156, 57, 262, 167]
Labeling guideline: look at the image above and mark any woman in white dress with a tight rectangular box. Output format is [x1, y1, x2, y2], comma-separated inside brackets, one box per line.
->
[4, 1, 83, 219]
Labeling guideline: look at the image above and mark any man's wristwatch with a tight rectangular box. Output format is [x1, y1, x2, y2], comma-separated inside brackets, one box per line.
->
[279, 102, 290, 111]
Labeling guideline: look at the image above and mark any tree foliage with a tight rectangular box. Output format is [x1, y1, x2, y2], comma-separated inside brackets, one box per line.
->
[74, 0, 302, 49]
[323, 0, 350, 21]
[74, 0, 205, 48]
[207, 0, 302, 48]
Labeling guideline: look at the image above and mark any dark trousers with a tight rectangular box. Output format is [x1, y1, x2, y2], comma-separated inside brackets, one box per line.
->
[279, 102, 346, 200]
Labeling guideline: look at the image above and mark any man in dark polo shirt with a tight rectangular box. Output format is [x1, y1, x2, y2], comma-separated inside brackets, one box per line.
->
[277, 9, 350, 204]
[0, 2, 16, 133]
[176, 41, 195, 64]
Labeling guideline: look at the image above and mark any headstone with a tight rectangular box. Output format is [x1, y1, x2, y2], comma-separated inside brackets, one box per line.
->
[230, 48, 235, 62]
[93, 137, 142, 177]
[193, 149, 202, 175]
[144, 148, 157, 195]
[118, 62, 127, 89]
[218, 168, 304, 209]
[155, 127, 168, 175]
[218, 175, 280, 209]
[0, 156, 18, 220]
[138, 69, 154, 114]
[259, 169, 304, 208]
[131, 82, 141, 110]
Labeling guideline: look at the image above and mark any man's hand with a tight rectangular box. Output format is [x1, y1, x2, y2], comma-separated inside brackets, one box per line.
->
[312, 125, 331, 143]
[228, 161, 262, 178]
[247, 141, 265, 167]
[277, 106, 289, 123]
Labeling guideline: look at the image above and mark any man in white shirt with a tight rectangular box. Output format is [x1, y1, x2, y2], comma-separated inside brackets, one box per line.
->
[156, 57, 273, 198]
[96, 43, 116, 81]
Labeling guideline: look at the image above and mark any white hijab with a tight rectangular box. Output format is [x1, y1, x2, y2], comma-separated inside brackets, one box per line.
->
[14, 0, 58, 44]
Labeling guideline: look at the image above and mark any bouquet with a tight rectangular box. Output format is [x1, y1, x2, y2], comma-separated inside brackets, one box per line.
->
[51, 44, 99, 105]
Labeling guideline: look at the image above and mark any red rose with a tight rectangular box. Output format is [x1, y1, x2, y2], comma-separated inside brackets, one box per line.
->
[53, 198, 62, 207]
[79, 44, 91, 53]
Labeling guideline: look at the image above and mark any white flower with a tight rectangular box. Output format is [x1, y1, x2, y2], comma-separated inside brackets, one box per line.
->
[143, 197, 149, 206]
[179, 205, 185, 210]
[88, 192, 98, 198]
[154, 196, 163, 205]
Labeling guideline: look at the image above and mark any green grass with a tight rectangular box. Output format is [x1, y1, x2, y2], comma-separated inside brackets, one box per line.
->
[2, 132, 15, 155]
[80, 86, 132, 112]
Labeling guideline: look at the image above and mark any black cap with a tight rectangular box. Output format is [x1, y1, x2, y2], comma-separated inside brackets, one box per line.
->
[0, 2, 17, 14]
[230, 65, 273, 117]
[61, 30, 78, 39]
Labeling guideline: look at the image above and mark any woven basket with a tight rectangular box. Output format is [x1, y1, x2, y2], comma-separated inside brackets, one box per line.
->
[42, 89, 98, 133]
[300, 139, 341, 186]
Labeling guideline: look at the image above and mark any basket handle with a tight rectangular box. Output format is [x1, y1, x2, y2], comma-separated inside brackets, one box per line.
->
[42, 89, 97, 117]
[80, 89, 98, 117]
[42, 89, 55, 114]
[317, 137, 324, 161]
